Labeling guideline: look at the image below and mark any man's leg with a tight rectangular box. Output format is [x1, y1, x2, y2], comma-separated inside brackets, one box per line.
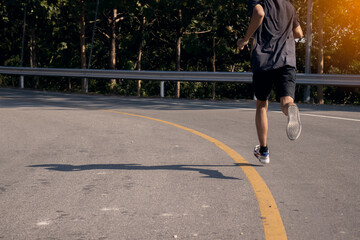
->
[256, 100, 268, 147]
[254, 99, 270, 164]
[276, 66, 301, 140]
[253, 70, 272, 164]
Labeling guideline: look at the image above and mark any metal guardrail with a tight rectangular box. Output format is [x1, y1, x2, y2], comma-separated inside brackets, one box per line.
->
[0, 66, 360, 87]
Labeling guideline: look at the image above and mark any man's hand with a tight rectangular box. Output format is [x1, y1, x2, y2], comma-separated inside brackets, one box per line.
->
[293, 25, 303, 39]
[237, 38, 249, 50]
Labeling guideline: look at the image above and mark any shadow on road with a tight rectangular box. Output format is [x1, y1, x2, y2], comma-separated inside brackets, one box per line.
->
[27, 163, 262, 180]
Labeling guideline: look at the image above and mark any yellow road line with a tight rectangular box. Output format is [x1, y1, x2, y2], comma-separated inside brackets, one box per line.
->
[101, 109, 287, 240]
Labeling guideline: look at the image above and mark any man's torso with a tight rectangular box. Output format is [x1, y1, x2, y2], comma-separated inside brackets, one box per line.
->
[249, 0, 299, 73]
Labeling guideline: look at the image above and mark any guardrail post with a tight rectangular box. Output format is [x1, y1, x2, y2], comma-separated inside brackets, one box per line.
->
[84, 78, 88, 93]
[20, 76, 24, 89]
[160, 81, 165, 98]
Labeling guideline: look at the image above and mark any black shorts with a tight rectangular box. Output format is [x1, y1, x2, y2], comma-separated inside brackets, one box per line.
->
[253, 66, 296, 102]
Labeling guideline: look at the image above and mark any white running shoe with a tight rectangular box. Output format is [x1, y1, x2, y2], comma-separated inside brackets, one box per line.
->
[287, 105, 302, 141]
[254, 145, 270, 164]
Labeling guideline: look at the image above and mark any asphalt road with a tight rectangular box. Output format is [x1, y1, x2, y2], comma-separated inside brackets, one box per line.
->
[0, 88, 359, 240]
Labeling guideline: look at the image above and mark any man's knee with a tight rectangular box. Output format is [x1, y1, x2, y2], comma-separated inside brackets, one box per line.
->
[256, 100, 268, 110]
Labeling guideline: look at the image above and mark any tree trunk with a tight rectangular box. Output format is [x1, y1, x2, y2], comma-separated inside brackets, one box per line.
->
[109, 9, 117, 89]
[80, 0, 86, 92]
[176, 9, 182, 99]
[317, 11, 324, 104]
[29, 29, 36, 68]
[212, 36, 216, 100]
[137, 45, 142, 97]
[137, 16, 145, 97]
[176, 35, 181, 98]
[19, 4, 27, 89]
[29, 28, 39, 89]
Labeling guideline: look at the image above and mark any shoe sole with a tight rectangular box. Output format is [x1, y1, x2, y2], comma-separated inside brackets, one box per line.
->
[257, 157, 270, 164]
[287, 105, 302, 141]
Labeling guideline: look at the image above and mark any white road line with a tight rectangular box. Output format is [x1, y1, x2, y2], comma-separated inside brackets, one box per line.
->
[299, 113, 360, 122]
[269, 110, 360, 122]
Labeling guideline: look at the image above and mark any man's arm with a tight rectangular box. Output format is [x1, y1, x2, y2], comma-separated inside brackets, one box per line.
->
[237, 4, 265, 50]
[293, 25, 303, 39]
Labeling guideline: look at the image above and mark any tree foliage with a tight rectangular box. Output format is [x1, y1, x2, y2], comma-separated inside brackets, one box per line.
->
[0, 0, 359, 103]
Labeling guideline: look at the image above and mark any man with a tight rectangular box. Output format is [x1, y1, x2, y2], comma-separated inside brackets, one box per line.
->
[237, 0, 303, 164]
